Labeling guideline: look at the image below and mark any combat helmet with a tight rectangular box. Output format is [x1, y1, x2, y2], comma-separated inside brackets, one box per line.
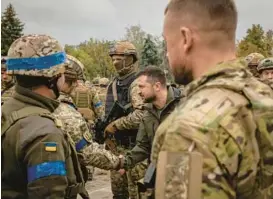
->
[109, 41, 138, 63]
[6, 34, 67, 78]
[245, 53, 265, 66]
[257, 57, 273, 72]
[66, 54, 86, 81]
[99, 77, 109, 87]
[64, 63, 78, 81]
[1, 56, 7, 69]
[92, 77, 100, 85]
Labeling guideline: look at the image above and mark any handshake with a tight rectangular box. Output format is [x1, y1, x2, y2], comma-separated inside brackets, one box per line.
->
[115, 154, 127, 175]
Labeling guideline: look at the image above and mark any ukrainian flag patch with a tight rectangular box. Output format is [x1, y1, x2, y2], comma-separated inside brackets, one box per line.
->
[44, 142, 57, 152]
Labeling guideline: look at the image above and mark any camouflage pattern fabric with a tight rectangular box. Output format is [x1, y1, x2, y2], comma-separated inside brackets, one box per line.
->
[245, 52, 265, 77]
[113, 79, 144, 130]
[151, 59, 273, 199]
[111, 146, 148, 199]
[1, 85, 15, 105]
[53, 93, 120, 171]
[72, 80, 104, 121]
[109, 41, 138, 76]
[6, 34, 66, 77]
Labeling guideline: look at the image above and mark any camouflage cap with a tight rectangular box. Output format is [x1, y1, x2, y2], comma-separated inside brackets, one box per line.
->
[245, 53, 265, 66]
[6, 34, 67, 77]
[66, 54, 85, 81]
[257, 57, 273, 72]
[64, 64, 78, 81]
[109, 41, 138, 62]
[99, 77, 109, 86]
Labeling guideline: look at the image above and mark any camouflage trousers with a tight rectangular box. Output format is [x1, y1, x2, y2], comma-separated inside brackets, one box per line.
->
[110, 146, 148, 199]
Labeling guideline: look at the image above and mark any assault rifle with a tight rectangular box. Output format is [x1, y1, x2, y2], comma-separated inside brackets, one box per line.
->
[93, 101, 128, 153]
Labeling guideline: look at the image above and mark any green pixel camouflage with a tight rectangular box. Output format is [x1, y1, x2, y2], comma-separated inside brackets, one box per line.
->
[151, 59, 273, 199]
[53, 93, 120, 171]
[6, 34, 67, 77]
[111, 147, 148, 199]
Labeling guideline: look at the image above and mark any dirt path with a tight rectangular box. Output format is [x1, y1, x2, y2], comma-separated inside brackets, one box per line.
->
[78, 169, 112, 199]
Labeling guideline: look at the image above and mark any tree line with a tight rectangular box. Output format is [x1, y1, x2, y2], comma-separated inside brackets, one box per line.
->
[2, 3, 273, 81]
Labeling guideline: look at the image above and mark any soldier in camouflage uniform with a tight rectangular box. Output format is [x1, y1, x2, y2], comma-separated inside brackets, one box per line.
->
[151, 1, 273, 199]
[69, 56, 104, 180]
[1, 34, 87, 198]
[98, 77, 110, 103]
[70, 56, 104, 123]
[245, 52, 265, 77]
[1, 56, 15, 105]
[257, 57, 273, 89]
[104, 41, 147, 199]
[52, 59, 123, 198]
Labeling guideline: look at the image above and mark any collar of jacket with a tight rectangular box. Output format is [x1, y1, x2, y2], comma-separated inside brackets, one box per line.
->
[184, 58, 249, 97]
[14, 85, 60, 113]
[144, 85, 181, 113]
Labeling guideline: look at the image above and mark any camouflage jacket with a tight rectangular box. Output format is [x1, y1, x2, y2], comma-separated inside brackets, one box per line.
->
[54, 93, 120, 170]
[259, 78, 273, 90]
[111, 77, 145, 130]
[1, 86, 84, 199]
[151, 59, 273, 199]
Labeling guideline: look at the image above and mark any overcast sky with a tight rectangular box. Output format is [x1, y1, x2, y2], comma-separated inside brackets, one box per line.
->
[1, 0, 273, 45]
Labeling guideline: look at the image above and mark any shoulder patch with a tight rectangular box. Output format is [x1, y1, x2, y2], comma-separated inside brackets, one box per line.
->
[183, 88, 249, 126]
[44, 142, 57, 152]
[19, 116, 62, 150]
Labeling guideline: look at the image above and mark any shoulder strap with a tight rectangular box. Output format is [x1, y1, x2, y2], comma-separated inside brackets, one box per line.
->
[1, 106, 52, 136]
[112, 78, 118, 102]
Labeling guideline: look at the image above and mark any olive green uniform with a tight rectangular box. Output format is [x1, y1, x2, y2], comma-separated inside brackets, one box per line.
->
[1, 86, 85, 199]
[124, 86, 181, 169]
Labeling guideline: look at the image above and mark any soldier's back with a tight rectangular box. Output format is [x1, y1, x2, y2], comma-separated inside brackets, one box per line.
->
[152, 59, 273, 199]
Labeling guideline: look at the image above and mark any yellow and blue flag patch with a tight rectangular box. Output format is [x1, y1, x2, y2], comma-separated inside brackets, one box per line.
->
[44, 142, 57, 152]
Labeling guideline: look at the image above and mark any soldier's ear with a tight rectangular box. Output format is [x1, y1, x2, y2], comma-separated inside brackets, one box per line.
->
[154, 82, 161, 91]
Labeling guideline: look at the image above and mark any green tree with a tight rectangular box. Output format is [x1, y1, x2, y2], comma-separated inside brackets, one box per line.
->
[65, 39, 116, 80]
[265, 29, 273, 56]
[123, 24, 147, 64]
[237, 24, 268, 57]
[141, 34, 161, 68]
[1, 3, 24, 55]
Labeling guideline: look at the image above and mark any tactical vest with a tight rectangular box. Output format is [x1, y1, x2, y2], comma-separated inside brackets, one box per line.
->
[73, 85, 95, 123]
[1, 106, 87, 199]
[105, 72, 138, 148]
